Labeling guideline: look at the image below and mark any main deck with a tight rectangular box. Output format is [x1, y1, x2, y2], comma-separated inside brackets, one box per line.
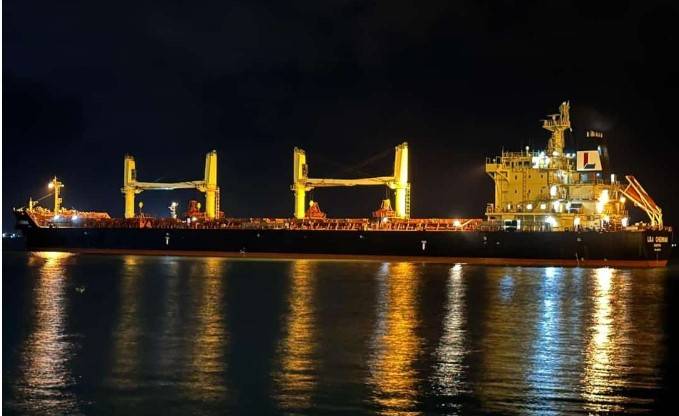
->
[21, 209, 667, 234]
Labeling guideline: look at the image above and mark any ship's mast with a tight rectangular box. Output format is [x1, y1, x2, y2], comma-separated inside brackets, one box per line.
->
[543, 101, 571, 157]
[48, 177, 64, 214]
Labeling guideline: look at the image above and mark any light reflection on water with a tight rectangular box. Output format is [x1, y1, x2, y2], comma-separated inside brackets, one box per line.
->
[274, 260, 318, 412]
[581, 267, 663, 412]
[583, 267, 623, 411]
[477, 267, 535, 413]
[432, 263, 468, 405]
[109, 256, 142, 390]
[155, 256, 183, 377]
[14, 252, 80, 415]
[368, 262, 421, 415]
[3, 253, 672, 415]
[526, 267, 576, 415]
[185, 257, 228, 400]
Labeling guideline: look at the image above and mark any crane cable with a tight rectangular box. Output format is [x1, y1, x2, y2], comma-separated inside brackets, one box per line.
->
[313, 145, 394, 178]
[34, 192, 54, 203]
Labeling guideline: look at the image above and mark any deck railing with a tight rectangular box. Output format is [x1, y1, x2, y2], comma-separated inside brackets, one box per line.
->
[27, 211, 671, 233]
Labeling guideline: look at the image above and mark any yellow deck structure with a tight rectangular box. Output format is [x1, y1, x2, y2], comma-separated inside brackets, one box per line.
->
[485, 101, 662, 230]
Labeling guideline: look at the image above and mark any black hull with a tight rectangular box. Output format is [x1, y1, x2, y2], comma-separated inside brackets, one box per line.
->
[16, 215, 673, 268]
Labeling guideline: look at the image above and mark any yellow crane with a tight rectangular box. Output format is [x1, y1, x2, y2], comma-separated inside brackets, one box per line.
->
[27, 177, 64, 213]
[292, 142, 410, 219]
[121, 150, 219, 219]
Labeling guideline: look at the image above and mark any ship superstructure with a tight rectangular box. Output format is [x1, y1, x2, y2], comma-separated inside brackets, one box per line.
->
[485, 102, 663, 231]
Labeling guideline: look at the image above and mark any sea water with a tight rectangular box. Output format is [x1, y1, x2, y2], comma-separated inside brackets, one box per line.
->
[3, 252, 678, 414]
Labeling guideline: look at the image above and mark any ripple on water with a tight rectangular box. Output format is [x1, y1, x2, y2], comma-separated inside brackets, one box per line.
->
[3, 254, 672, 415]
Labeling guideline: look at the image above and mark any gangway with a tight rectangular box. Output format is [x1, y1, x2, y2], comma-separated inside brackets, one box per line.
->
[291, 143, 410, 219]
[121, 151, 219, 219]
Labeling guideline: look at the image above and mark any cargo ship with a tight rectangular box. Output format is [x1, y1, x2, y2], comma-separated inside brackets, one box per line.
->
[14, 102, 673, 267]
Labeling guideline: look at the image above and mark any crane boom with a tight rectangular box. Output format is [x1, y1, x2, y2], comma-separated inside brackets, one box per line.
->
[121, 151, 219, 219]
[132, 181, 206, 190]
[305, 176, 395, 187]
[621, 175, 663, 227]
[292, 142, 409, 219]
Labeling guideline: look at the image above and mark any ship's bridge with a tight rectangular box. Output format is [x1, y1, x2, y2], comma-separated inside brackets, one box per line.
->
[485, 102, 661, 231]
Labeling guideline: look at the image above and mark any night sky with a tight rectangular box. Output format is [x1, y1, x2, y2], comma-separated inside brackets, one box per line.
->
[3, 0, 679, 231]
